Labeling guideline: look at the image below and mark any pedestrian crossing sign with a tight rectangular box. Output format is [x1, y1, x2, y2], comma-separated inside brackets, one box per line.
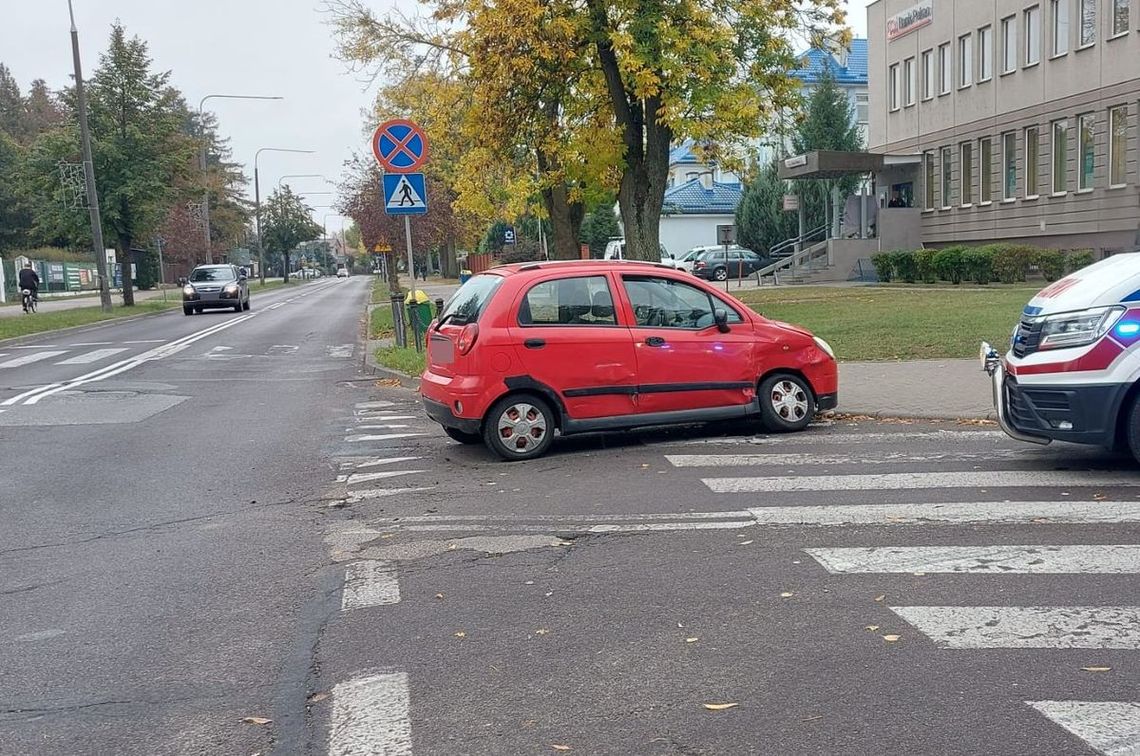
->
[382, 172, 428, 216]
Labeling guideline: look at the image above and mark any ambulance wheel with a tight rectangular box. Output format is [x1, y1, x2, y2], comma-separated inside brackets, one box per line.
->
[1126, 395, 1140, 464]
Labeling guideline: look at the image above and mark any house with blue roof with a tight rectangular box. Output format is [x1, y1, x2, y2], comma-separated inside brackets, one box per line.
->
[790, 38, 870, 143]
[658, 176, 745, 257]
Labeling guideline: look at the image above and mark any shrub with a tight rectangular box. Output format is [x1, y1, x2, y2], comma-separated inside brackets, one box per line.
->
[992, 244, 1036, 283]
[891, 250, 919, 283]
[1067, 249, 1095, 273]
[497, 239, 543, 264]
[914, 248, 939, 283]
[962, 246, 995, 285]
[871, 252, 894, 282]
[1035, 249, 1066, 281]
[932, 246, 966, 284]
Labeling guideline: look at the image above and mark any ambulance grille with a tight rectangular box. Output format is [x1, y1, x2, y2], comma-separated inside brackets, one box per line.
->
[1012, 318, 1044, 358]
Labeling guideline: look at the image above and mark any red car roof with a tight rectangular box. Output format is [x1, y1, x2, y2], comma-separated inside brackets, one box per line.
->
[487, 260, 676, 276]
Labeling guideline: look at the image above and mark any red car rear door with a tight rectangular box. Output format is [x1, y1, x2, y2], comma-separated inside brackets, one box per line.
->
[616, 273, 757, 414]
[508, 272, 639, 420]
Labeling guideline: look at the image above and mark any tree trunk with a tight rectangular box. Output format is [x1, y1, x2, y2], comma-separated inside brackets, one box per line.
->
[283, 252, 291, 283]
[443, 237, 457, 278]
[385, 251, 401, 293]
[542, 182, 586, 260]
[118, 236, 136, 306]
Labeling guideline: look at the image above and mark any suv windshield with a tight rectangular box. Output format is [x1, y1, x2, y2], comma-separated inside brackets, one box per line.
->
[190, 267, 235, 283]
[438, 274, 503, 325]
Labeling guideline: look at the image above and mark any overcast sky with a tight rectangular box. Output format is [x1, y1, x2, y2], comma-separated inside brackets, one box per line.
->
[2, 0, 872, 233]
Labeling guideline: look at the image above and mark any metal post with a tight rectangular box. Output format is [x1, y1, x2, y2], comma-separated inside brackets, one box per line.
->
[404, 216, 414, 286]
[255, 164, 264, 285]
[199, 138, 211, 264]
[434, 297, 445, 319]
[68, 0, 112, 313]
[390, 292, 407, 348]
[156, 237, 167, 302]
[723, 242, 730, 293]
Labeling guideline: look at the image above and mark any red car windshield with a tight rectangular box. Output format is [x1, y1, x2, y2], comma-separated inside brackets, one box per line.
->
[438, 275, 503, 325]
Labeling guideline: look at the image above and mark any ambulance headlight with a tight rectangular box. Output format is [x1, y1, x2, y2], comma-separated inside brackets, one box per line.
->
[1038, 306, 1124, 350]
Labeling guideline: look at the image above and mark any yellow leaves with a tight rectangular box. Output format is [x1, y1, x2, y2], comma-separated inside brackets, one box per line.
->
[882, 635, 901, 643]
[240, 717, 272, 726]
[703, 703, 739, 711]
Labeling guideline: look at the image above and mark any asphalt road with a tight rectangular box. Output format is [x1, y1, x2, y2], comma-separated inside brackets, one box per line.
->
[3, 278, 1139, 756]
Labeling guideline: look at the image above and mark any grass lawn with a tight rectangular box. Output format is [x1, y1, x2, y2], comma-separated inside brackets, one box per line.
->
[0, 300, 182, 341]
[375, 344, 426, 376]
[370, 305, 396, 339]
[735, 285, 1038, 361]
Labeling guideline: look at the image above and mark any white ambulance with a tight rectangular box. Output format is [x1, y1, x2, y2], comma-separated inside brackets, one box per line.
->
[982, 253, 1140, 460]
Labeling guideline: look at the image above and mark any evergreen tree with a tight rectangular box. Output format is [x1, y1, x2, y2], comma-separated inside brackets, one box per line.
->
[579, 202, 621, 259]
[735, 161, 798, 256]
[0, 64, 23, 139]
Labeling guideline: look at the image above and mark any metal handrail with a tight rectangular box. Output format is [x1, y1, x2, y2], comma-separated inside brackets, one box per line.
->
[754, 238, 830, 280]
[769, 223, 828, 258]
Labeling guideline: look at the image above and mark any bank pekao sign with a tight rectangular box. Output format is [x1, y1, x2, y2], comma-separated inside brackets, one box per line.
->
[887, 0, 933, 40]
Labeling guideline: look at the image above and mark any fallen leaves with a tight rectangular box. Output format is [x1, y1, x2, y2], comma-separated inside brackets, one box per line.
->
[882, 634, 901, 643]
[779, 592, 794, 598]
[240, 717, 272, 726]
[703, 703, 739, 711]
[535, 628, 550, 636]
[454, 630, 467, 638]
[551, 745, 572, 751]
[308, 692, 329, 704]
[739, 540, 754, 546]
[375, 378, 402, 387]
[864, 625, 880, 632]
[435, 593, 445, 600]
[1081, 666, 1112, 672]
[874, 595, 886, 602]
[685, 637, 700, 643]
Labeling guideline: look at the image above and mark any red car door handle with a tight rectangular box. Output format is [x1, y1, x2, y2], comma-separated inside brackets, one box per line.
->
[524, 338, 546, 349]
[645, 336, 666, 347]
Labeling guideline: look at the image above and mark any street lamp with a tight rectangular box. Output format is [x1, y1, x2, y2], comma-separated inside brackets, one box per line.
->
[199, 94, 283, 265]
[278, 174, 332, 189]
[255, 148, 315, 284]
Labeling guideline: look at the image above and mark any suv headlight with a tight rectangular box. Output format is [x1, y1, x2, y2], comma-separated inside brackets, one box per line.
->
[182, 285, 195, 296]
[224, 283, 239, 294]
[1038, 306, 1124, 351]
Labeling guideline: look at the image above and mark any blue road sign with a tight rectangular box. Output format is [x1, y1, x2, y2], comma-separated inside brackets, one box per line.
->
[504, 227, 516, 245]
[372, 119, 429, 173]
[383, 173, 428, 216]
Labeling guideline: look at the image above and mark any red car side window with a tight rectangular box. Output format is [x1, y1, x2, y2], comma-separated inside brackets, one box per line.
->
[518, 275, 617, 327]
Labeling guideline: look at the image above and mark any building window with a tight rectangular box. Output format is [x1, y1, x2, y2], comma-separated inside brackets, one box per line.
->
[1026, 6, 1042, 64]
[1079, 0, 1096, 45]
[938, 43, 952, 94]
[1052, 119, 1069, 193]
[1110, 105, 1128, 186]
[1078, 113, 1095, 190]
[961, 142, 974, 205]
[904, 57, 916, 106]
[1002, 16, 1018, 73]
[889, 63, 900, 111]
[1003, 132, 1018, 199]
[1113, 0, 1130, 36]
[981, 138, 994, 202]
[924, 151, 936, 209]
[978, 27, 993, 82]
[1025, 126, 1040, 197]
[958, 34, 973, 87]
[922, 50, 935, 99]
[1052, 0, 1070, 55]
[941, 146, 953, 208]
[856, 93, 869, 125]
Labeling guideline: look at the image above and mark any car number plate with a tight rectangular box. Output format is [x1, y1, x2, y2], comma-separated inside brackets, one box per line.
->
[430, 336, 455, 364]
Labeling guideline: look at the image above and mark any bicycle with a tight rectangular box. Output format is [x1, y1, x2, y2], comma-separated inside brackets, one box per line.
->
[21, 289, 37, 314]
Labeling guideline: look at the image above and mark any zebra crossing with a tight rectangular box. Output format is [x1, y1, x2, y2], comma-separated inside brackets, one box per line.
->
[0, 342, 357, 370]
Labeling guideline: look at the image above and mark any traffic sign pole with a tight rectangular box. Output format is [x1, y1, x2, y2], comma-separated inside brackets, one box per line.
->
[404, 216, 414, 285]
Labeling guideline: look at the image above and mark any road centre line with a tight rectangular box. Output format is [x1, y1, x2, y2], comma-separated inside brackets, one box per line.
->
[329, 672, 412, 756]
[341, 560, 400, 610]
[1027, 701, 1140, 756]
[890, 606, 1140, 649]
[806, 545, 1140, 574]
[704, 471, 1140, 493]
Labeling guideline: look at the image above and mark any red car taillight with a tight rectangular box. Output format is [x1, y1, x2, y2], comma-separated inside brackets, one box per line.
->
[456, 324, 479, 355]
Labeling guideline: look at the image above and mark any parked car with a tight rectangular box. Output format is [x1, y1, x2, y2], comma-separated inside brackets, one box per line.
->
[420, 260, 837, 460]
[337, 267, 349, 278]
[603, 239, 673, 263]
[692, 247, 773, 281]
[182, 264, 250, 315]
[661, 247, 705, 274]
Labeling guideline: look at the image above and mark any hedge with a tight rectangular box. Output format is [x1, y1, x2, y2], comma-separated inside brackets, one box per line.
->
[871, 246, 1097, 286]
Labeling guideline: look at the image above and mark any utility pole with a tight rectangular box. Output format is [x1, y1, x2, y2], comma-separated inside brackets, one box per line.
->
[68, 0, 112, 312]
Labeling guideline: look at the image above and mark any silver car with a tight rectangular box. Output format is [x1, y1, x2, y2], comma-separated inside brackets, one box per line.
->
[182, 264, 250, 315]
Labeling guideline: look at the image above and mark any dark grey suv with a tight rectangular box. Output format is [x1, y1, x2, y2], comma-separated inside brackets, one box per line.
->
[182, 265, 250, 315]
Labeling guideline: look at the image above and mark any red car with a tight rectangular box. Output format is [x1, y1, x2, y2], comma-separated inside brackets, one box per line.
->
[421, 260, 838, 460]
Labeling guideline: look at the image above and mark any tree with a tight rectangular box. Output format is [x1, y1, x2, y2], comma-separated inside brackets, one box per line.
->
[790, 62, 863, 235]
[261, 186, 322, 282]
[736, 161, 798, 256]
[0, 131, 32, 251]
[23, 80, 67, 139]
[0, 64, 24, 140]
[84, 24, 195, 305]
[579, 202, 620, 259]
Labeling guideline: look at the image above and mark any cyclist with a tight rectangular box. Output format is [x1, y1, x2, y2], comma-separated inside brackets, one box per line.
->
[18, 262, 40, 313]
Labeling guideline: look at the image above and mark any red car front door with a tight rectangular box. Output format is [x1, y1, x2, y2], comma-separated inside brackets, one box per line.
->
[617, 274, 758, 414]
[508, 272, 638, 420]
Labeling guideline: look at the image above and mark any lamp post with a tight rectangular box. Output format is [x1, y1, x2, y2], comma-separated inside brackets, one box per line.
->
[254, 148, 314, 284]
[198, 95, 282, 265]
[278, 174, 331, 189]
[67, 0, 112, 312]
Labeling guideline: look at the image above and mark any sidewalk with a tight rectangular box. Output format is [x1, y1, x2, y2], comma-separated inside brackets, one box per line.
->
[0, 288, 173, 318]
[840, 359, 993, 420]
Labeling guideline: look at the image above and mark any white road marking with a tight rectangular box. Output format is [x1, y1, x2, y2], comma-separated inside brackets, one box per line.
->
[327, 344, 355, 358]
[747, 501, 1140, 526]
[341, 560, 400, 610]
[55, 348, 128, 365]
[68, 342, 113, 346]
[339, 470, 426, 486]
[356, 457, 423, 469]
[588, 520, 756, 533]
[667, 449, 1032, 467]
[355, 401, 395, 410]
[705, 471, 1140, 493]
[355, 415, 418, 421]
[0, 351, 68, 369]
[668, 430, 1005, 446]
[267, 302, 286, 310]
[374, 511, 754, 523]
[347, 487, 434, 502]
[806, 545, 1140, 574]
[123, 339, 164, 344]
[329, 672, 412, 756]
[890, 606, 1140, 649]
[8, 344, 62, 349]
[345, 433, 426, 443]
[1027, 701, 1140, 756]
[352, 424, 412, 430]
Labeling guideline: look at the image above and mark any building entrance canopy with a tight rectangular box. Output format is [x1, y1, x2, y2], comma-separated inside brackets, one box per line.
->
[777, 150, 887, 181]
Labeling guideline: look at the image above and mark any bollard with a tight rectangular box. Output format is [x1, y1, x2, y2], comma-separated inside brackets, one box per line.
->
[434, 297, 445, 319]
[390, 292, 407, 348]
[409, 301, 424, 353]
